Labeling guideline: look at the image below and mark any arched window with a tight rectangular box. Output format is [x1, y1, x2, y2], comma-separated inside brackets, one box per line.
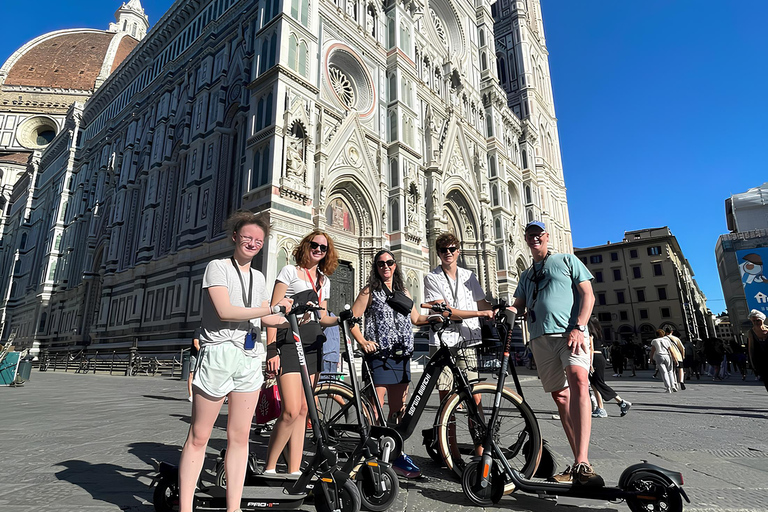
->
[390, 199, 400, 231]
[527, 209, 533, 223]
[389, 158, 399, 187]
[494, 218, 502, 239]
[388, 73, 397, 102]
[400, 22, 411, 56]
[496, 248, 505, 270]
[497, 55, 507, 84]
[268, 33, 278, 68]
[525, 185, 532, 204]
[479, 29, 486, 47]
[489, 155, 497, 177]
[387, 16, 396, 49]
[288, 34, 298, 71]
[481, 52, 488, 71]
[486, 115, 493, 137]
[521, 149, 528, 169]
[492, 184, 499, 206]
[264, 92, 273, 128]
[20, 233, 27, 250]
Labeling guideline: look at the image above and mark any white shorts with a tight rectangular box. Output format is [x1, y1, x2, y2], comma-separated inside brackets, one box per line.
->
[192, 343, 264, 398]
[530, 333, 591, 393]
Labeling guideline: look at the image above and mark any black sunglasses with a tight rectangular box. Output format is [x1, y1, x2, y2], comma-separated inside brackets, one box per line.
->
[309, 241, 328, 253]
[439, 246, 458, 254]
[376, 259, 396, 269]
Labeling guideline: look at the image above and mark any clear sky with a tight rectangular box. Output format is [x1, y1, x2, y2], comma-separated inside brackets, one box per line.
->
[2, 0, 766, 313]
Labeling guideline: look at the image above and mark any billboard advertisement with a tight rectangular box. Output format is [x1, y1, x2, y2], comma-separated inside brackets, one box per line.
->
[736, 248, 768, 317]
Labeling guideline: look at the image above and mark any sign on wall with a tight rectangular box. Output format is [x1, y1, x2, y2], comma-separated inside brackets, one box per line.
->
[736, 248, 768, 317]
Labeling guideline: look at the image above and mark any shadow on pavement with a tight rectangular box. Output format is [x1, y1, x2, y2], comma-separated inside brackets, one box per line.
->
[55, 459, 154, 511]
[143, 394, 189, 401]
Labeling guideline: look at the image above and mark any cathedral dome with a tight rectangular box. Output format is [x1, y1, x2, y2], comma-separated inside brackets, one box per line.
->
[0, 29, 139, 92]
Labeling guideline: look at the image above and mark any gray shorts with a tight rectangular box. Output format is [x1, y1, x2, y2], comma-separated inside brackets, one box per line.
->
[192, 343, 263, 398]
[529, 333, 591, 393]
[429, 345, 479, 391]
[189, 354, 197, 372]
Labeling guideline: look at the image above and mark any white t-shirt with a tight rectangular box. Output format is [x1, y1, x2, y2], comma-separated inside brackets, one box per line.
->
[423, 265, 486, 347]
[276, 265, 331, 322]
[200, 258, 268, 357]
[651, 336, 671, 357]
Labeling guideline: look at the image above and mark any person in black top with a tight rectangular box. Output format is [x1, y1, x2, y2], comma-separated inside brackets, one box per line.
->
[187, 328, 201, 402]
[587, 317, 631, 418]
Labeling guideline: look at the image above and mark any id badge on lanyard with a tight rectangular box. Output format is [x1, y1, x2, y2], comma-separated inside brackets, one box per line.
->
[232, 257, 256, 350]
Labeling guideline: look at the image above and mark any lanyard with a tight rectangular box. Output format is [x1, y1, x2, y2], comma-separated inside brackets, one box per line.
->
[230, 257, 253, 307]
[305, 267, 322, 304]
[441, 267, 459, 305]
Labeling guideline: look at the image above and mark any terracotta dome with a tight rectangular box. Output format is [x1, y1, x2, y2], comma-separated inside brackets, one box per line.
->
[0, 29, 139, 92]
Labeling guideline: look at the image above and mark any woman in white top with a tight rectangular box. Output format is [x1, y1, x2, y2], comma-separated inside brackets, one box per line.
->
[649, 329, 678, 393]
[264, 230, 341, 474]
[178, 211, 292, 512]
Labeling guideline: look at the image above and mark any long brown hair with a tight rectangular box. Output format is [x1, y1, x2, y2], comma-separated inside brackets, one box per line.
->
[366, 249, 405, 292]
[293, 229, 338, 275]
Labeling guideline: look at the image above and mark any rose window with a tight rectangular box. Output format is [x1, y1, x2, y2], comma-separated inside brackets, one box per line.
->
[329, 65, 355, 108]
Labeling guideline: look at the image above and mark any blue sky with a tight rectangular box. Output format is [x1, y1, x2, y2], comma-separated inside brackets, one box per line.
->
[540, 0, 768, 313]
[2, 0, 766, 312]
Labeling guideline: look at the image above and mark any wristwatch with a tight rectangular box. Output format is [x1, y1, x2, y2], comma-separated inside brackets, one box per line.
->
[575, 324, 587, 332]
[272, 305, 284, 314]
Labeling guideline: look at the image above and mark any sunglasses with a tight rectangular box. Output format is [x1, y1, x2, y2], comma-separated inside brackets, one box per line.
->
[309, 241, 328, 253]
[376, 260, 396, 269]
[439, 246, 458, 254]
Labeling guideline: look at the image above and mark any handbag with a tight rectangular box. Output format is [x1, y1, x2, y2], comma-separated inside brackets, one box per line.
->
[667, 338, 682, 364]
[255, 377, 281, 424]
[382, 283, 413, 317]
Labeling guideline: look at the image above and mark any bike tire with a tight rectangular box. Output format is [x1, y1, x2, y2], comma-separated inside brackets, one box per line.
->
[436, 383, 541, 486]
[314, 382, 378, 455]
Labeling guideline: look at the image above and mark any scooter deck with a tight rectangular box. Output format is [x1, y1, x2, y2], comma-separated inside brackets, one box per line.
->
[194, 485, 307, 510]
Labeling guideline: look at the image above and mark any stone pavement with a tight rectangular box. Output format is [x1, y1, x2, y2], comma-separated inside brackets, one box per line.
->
[1, 367, 766, 512]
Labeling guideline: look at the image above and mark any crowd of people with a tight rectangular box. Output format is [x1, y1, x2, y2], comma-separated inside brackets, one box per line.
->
[175, 211, 767, 511]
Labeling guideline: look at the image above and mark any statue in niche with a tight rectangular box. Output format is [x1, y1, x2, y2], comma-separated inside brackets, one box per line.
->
[366, 6, 375, 37]
[326, 198, 354, 232]
[407, 182, 419, 227]
[285, 128, 306, 180]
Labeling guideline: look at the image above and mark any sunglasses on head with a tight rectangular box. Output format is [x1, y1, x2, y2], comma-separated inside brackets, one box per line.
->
[376, 259, 396, 269]
[309, 241, 328, 253]
[439, 246, 458, 254]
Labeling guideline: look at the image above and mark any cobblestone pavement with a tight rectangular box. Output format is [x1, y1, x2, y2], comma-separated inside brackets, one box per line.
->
[1, 367, 766, 512]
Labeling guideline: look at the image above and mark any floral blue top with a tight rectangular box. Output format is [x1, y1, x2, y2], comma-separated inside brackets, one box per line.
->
[364, 289, 414, 358]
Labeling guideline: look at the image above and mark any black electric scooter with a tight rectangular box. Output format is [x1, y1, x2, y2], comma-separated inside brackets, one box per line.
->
[151, 302, 361, 512]
[461, 302, 690, 512]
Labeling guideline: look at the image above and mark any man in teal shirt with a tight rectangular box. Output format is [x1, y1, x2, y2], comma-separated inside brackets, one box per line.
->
[511, 221, 601, 486]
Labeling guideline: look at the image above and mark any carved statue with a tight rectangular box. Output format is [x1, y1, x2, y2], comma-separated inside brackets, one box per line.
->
[285, 133, 306, 180]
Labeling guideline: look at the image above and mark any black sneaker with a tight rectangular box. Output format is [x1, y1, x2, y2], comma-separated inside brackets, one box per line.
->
[620, 400, 632, 417]
[572, 462, 604, 487]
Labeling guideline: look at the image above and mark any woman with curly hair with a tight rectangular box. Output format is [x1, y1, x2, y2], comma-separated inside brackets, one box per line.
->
[264, 229, 341, 474]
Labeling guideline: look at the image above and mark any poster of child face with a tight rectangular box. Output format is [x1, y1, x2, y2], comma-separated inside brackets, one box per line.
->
[737, 248, 768, 316]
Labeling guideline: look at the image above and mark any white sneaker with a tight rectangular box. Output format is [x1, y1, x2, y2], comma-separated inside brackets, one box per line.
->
[188, 396, 193, 402]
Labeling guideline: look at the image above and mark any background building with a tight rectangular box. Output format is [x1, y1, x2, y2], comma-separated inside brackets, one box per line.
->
[0, 0, 573, 354]
[575, 227, 711, 344]
[716, 182, 768, 335]
[714, 313, 734, 342]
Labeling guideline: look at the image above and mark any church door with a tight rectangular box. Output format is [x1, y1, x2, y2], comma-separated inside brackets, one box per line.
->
[329, 261, 355, 316]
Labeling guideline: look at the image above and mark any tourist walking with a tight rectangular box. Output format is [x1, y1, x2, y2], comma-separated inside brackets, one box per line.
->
[587, 317, 631, 418]
[665, 328, 686, 390]
[650, 329, 677, 393]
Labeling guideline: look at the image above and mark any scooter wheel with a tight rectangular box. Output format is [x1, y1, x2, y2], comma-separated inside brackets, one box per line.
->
[625, 471, 683, 512]
[315, 478, 362, 512]
[357, 465, 399, 511]
[215, 461, 226, 488]
[461, 461, 504, 506]
[153, 478, 179, 512]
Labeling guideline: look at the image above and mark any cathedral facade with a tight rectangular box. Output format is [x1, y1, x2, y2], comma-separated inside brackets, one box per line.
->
[0, 0, 572, 352]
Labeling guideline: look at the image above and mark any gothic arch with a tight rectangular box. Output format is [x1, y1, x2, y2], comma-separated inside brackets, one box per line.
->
[444, 188, 480, 242]
[325, 177, 376, 238]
